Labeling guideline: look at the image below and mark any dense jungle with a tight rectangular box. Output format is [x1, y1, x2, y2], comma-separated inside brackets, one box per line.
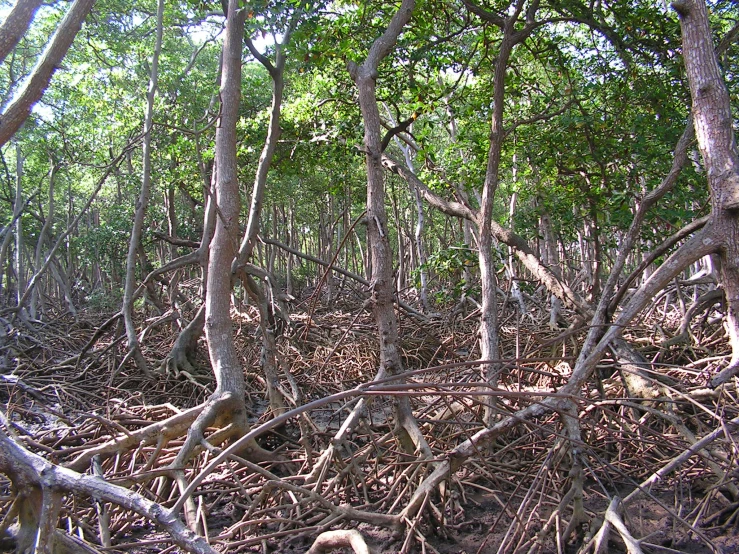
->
[1, 0, 739, 552]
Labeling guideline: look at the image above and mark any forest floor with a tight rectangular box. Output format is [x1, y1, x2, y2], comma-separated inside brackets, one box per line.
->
[1, 285, 739, 553]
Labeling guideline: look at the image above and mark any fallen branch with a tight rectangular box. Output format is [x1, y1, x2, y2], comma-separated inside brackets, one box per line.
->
[623, 415, 739, 506]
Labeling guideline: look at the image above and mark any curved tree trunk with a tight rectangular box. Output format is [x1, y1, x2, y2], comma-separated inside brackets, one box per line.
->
[234, 28, 293, 416]
[30, 159, 58, 319]
[160, 96, 220, 375]
[170, 0, 278, 530]
[383, 103, 433, 314]
[175, 0, 275, 466]
[460, 0, 540, 425]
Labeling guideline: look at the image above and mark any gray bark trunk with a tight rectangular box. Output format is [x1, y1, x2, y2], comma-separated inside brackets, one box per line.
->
[14, 142, 25, 309]
[349, 0, 432, 455]
[673, 0, 739, 375]
[234, 29, 293, 415]
[30, 160, 58, 319]
[121, 0, 164, 376]
[206, 0, 246, 397]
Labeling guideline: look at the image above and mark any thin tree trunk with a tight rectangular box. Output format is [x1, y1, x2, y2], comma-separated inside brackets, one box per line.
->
[391, 186, 406, 294]
[507, 191, 526, 315]
[236, 31, 290, 267]
[121, 0, 164, 376]
[233, 27, 293, 415]
[287, 201, 295, 296]
[14, 142, 24, 309]
[384, 103, 432, 313]
[160, 103, 220, 376]
[349, 0, 432, 456]
[460, 1, 542, 425]
[165, 183, 181, 330]
[540, 212, 562, 327]
[30, 159, 58, 319]
[0, 194, 22, 300]
[476, 31, 511, 426]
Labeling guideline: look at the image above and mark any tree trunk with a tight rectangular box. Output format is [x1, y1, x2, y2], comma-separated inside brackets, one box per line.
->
[540, 212, 561, 327]
[121, 0, 164, 376]
[459, 2, 542, 425]
[348, 0, 432, 455]
[206, 0, 246, 400]
[30, 159, 58, 319]
[0, 179, 23, 301]
[0, 0, 96, 147]
[476, 31, 511, 425]
[14, 142, 25, 310]
[233, 28, 293, 415]
[236, 32, 288, 267]
[673, 0, 739, 369]
[0, 0, 43, 64]
[169, 5, 280, 532]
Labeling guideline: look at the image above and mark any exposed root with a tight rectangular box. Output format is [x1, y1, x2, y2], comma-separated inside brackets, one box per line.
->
[2, 295, 738, 553]
[306, 529, 371, 554]
[0, 416, 217, 554]
[580, 497, 644, 554]
[159, 304, 205, 378]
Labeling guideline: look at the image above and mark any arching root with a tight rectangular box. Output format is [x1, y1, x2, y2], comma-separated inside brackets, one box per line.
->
[306, 529, 371, 554]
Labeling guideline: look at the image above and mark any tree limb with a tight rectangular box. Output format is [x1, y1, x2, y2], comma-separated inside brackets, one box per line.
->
[0, 0, 43, 65]
[0, 0, 97, 147]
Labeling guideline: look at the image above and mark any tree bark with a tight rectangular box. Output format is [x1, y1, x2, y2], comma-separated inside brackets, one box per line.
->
[0, 0, 96, 147]
[206, 0, 246, 400]
[0, 0, 44, 65]
[475, 29, 514, 422]
[384, 103, 433, 313]
[236, 32, 289, 267]
[30, 158, 58, 319]
[673, 0, 739, 367]
[233, 27, 294, 416]
[169, 2, 278, 531]
[13, 142, 25, 309]
[474, 3, 544, 422]
[0, 421, 217, 554]
[122, 0, 164, 376]
[348, 0, 432, 455]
